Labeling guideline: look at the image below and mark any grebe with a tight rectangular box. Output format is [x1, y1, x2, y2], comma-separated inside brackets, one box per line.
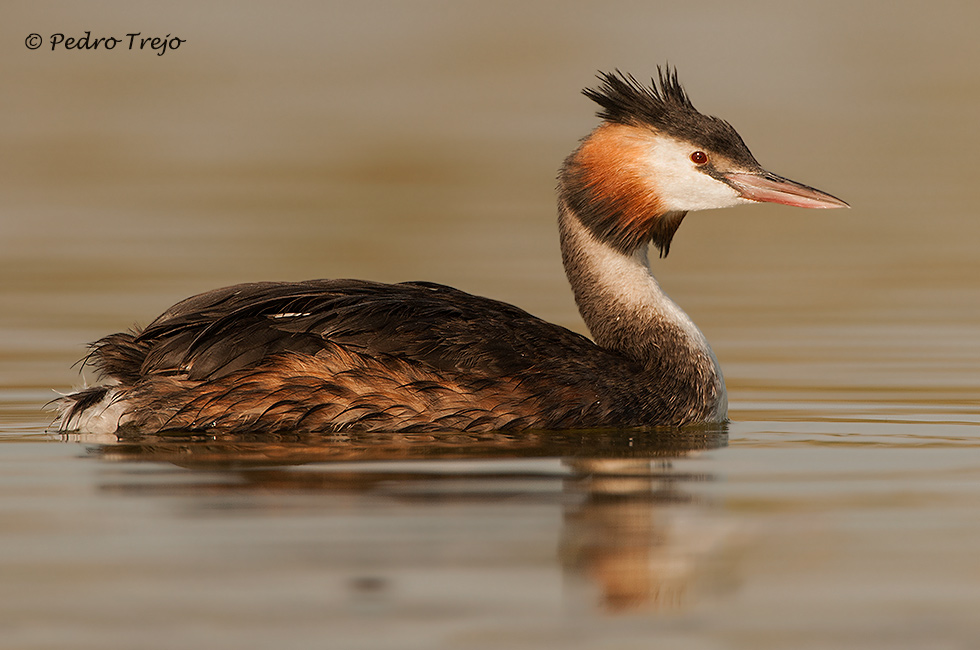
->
[57, 69, 848, 435]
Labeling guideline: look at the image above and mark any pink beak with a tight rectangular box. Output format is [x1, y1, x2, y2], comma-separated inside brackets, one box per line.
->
[725, 171, 849, 209]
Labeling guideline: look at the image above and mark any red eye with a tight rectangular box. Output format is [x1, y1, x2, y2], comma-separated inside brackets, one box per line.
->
[690, 151, 708, 165]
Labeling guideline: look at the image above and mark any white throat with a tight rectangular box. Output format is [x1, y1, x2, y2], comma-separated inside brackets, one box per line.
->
[559, 206, 708, 351]
[557, 204, 727, 422]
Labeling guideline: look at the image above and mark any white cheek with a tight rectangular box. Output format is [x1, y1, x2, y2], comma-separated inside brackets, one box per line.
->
[656, 167, 746, 212]
[644, 139, 750, 212]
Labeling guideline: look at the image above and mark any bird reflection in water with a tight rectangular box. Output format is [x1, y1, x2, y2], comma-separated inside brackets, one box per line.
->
[561, 458, 737, 611]
[71, 425, 736, 613]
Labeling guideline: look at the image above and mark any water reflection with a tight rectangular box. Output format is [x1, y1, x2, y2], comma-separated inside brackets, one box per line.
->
[75, 426, 726, 466]
[561, 458, 725, 612]
[73, 426, 732, 614]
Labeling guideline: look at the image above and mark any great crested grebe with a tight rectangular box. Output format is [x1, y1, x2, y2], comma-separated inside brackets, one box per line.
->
[57, 69, 847, 435]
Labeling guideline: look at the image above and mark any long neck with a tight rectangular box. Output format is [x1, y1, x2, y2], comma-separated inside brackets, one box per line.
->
[557, 199, 727, 422]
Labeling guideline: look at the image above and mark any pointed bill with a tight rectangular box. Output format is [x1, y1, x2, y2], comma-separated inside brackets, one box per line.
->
[724, 171, 849, 209]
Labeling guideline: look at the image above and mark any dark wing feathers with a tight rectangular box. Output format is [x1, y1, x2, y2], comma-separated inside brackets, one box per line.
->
[70, 279, 686, 432]
[96, 280, 612, 384]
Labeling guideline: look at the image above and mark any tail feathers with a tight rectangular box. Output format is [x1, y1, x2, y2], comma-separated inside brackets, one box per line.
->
[54, 386, 127, 434]
[56, 330, 146, 434]
[84, 331, 148, 384]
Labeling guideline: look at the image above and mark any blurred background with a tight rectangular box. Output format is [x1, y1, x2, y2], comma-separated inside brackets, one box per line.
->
[2, 0, 977, 413]
[2, 3, 979, 649]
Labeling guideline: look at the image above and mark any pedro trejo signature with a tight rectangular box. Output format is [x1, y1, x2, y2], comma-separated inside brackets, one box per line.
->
[27, 31, 185, 56]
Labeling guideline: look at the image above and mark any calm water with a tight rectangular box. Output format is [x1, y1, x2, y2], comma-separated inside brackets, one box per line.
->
[2, 1, 979, 648]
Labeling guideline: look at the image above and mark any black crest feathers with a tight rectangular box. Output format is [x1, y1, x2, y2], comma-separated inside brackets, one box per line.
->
[584, 67, 696, 128]
[583, 68, 758, 167]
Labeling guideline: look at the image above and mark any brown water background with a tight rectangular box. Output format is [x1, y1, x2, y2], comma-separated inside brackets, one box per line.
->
[1, 1, 979, 648]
